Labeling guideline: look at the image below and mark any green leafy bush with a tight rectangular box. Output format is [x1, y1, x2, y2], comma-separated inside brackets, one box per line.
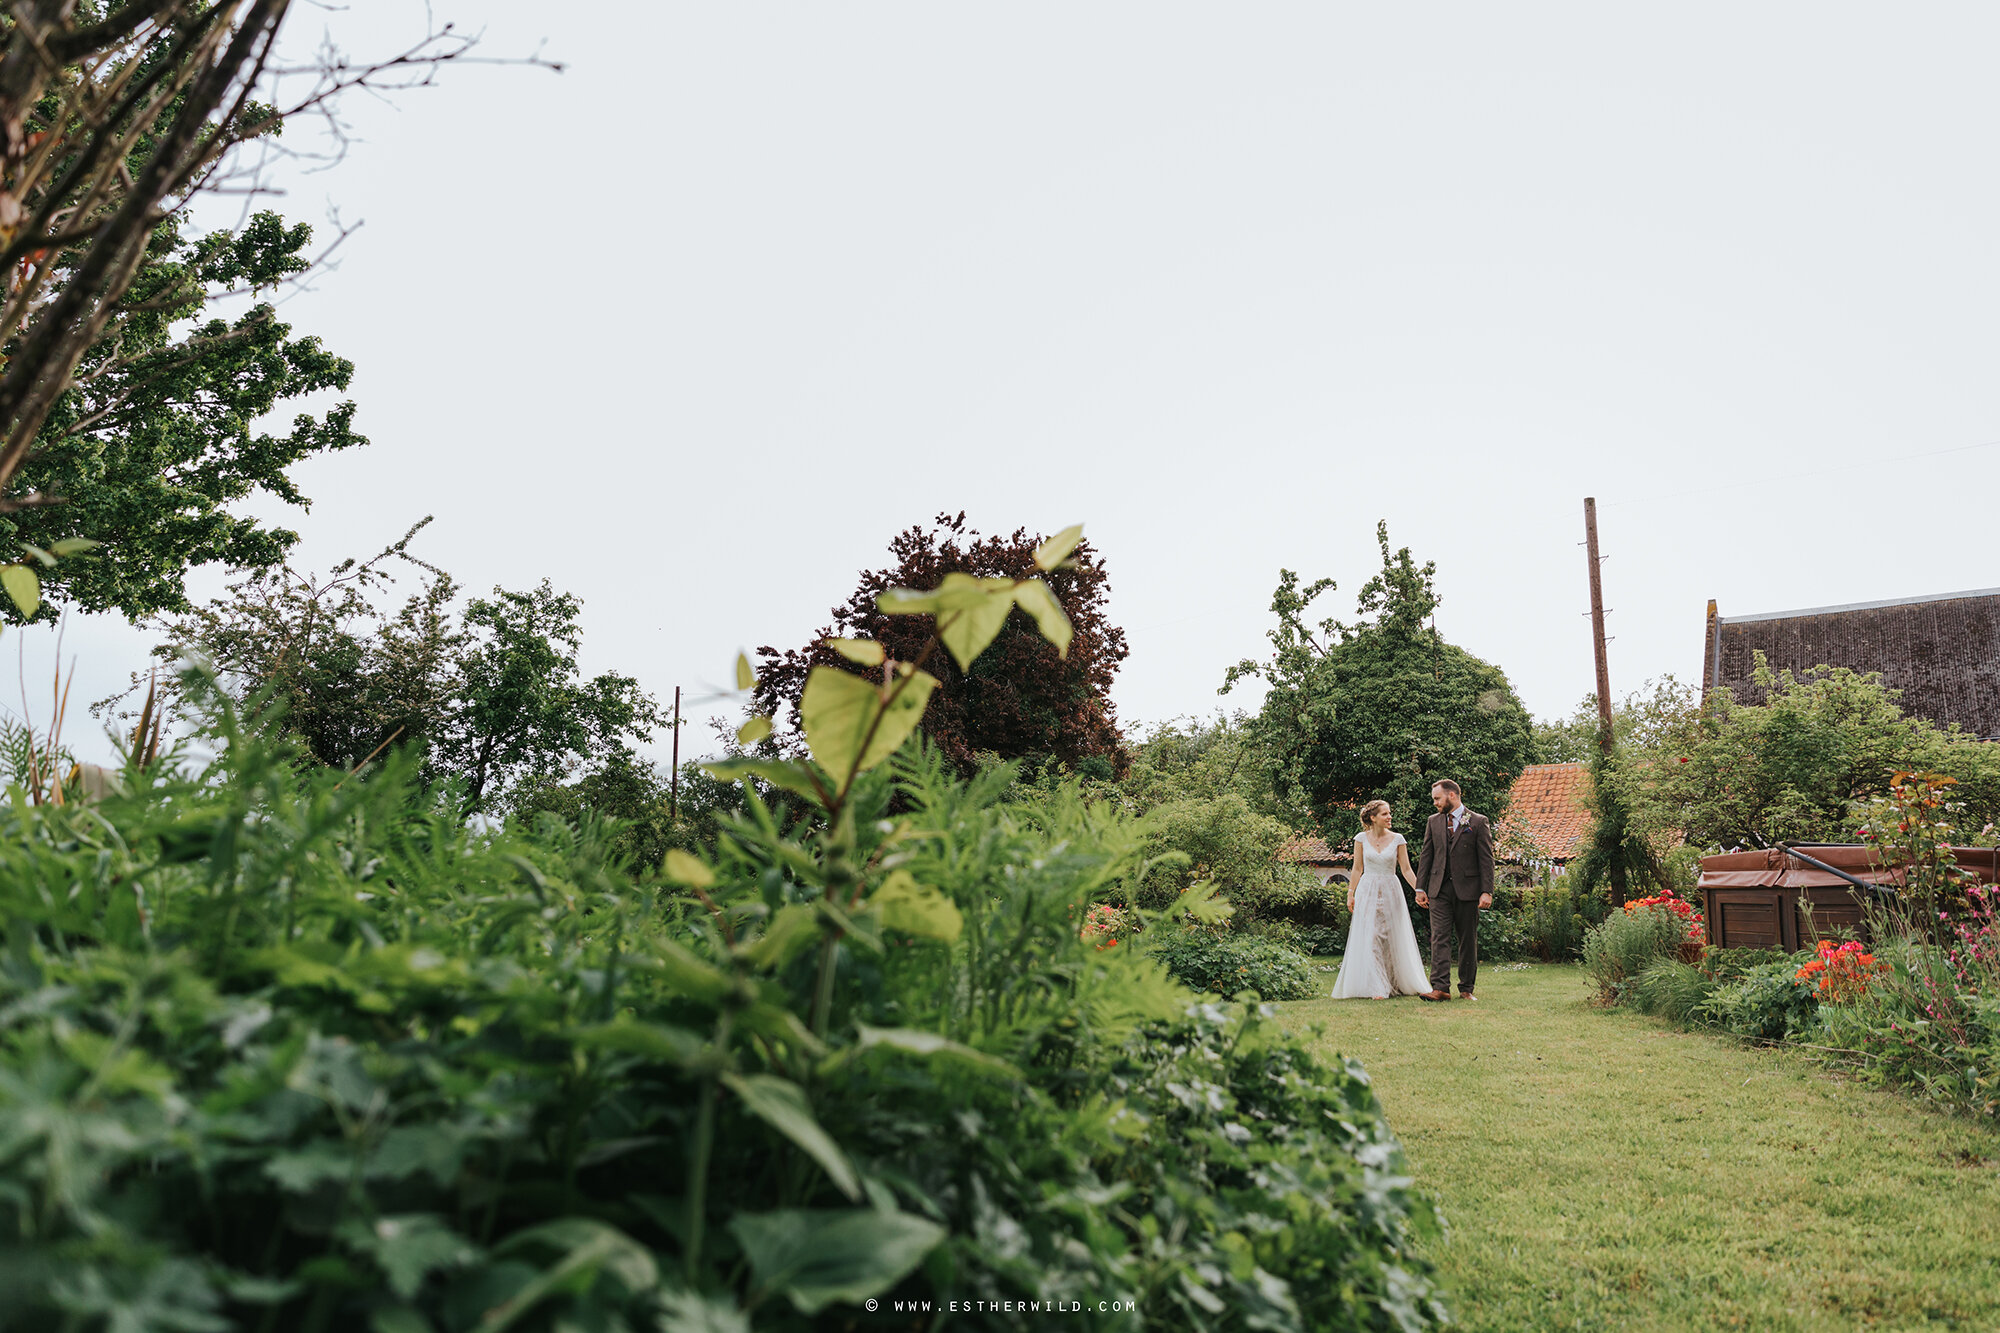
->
[1143, 926, 1322, 1000]
[0, 550, 1446, 1333]
[1583, 903, 1696, 1003]
[1696, 961, 1821, 1040]
[1476, 885, 1530, 961]
[1517, 873, 1608, 963]
[1290, 923, 1347, 957]
[1700, 946, 1790, 982]
[1630, 959, 1717, 1024]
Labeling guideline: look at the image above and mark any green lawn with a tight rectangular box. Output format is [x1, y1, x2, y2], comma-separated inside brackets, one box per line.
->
[1284, 964, 2000, 1332]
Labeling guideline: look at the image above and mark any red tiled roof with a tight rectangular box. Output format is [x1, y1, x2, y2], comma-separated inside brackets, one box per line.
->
[1276, 835, 1348, 865]
[1497, 763, 1593, 862]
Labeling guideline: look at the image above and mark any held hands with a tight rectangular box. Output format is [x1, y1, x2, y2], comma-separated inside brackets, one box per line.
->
[1414, 892, 1428, 908]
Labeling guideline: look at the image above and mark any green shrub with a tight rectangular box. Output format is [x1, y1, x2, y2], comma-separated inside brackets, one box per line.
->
[0, 673, 1443, 1330]
[1292, 923, 1347, 957]
[1696, 960, 1821, 1040]
[1477, 888, 1531, 961]
[1583, 903, 1695, 1003]
[1700, 946, 1790, 982]
[1517, 873, 1608, 962]
[1144, 926, 1322, 1000]
[1630, 958, 1717, 1024]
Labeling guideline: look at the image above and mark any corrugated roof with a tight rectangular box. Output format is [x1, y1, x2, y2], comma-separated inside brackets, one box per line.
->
[1497, 763, 1592, 862]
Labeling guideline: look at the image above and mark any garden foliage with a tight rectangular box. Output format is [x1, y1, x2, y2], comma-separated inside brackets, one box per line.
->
[1141, 926, 1321, 1001]
[1220, 523, 1534, 844]
[0, 534, 1447, 1331]
[112, 522, 660, 817]
[1588, 666, 2000, 853]
[1581, 890, 1704, 1003]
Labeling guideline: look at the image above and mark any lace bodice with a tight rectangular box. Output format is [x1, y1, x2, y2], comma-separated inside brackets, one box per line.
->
[1355, 832, 1404, 874]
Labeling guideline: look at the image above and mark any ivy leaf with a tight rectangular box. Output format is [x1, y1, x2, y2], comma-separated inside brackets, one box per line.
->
[721, 1073, 861, 1201]
[799, 666, 938, 783]
[18, 543, 55, 567]
[1011, 579, 1073, 659]
[737, 714, 772, 745]
[826, 638, 884, 666]
[728, 1208, 946, 1315]
[1032, 523, 1084, 571]
[48, 537, 102, 557]
[1, 563, 38, 618]
[736, 652, 756, 691]
[869, 869, 962, 942]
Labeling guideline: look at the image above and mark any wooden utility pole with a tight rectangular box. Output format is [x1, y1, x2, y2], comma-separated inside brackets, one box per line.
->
[1584, 498, 1614, 750]
[1583, 496, 1627, 905]
[670, 686, 682, 822]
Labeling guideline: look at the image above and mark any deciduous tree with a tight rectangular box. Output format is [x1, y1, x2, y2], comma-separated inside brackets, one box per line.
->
[1222, 522, 1534, 844]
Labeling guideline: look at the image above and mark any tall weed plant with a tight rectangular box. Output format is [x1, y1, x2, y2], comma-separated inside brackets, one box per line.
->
[1583, 904, 1697, 1003]
[0, 532, 1447, 1332]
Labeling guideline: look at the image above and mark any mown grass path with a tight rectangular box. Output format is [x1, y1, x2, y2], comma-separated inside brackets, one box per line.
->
[1285, 964, 2000, 1331]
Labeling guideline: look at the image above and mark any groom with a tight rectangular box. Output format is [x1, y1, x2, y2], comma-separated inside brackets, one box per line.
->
[1413, 778, 1493, 1002]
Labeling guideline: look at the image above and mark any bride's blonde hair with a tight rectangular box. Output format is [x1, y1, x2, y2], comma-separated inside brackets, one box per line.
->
[1358, 799, 1390, 828]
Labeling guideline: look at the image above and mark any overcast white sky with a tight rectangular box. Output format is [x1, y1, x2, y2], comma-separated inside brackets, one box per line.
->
[24, 3, 2000, 762]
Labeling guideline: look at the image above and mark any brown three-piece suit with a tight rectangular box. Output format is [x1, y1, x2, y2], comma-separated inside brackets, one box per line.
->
[1414, 805, 1495, 995]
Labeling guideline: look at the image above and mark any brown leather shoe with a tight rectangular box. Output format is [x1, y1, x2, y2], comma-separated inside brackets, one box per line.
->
[1418, 990, 1450, 1002]
[1458, 991, 1477, 1001]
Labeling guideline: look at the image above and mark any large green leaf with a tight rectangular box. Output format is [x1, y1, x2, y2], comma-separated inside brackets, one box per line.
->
[799, 666, 938, 783]
[932, 572, 1019, 671]
[571, 1019, 706, 1068]
[852, 1023, 1017, 1076]
[721, 1074, 861, 1201]
[826, 637, 884, 666]
[658, 1289, 752, 1333]
[739, 903, 820, 971]
[728, 1209, 947, 1315]
[663, 849, 715, 889]
[1033, 523, 1084, 571]
[1, 563, 38, 618]
[702, 757, 827, 804]
[483, 1218, 658, 1331]
[650, 939, 738, 1005]
[736, 714, 772, 745]
[735, 652, 756, 690]
[869, 870, 962, 942]
[1011, 579, 1073, 659]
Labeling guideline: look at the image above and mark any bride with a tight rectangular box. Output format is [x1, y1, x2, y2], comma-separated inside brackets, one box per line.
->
[1331, 799, 1431, 999]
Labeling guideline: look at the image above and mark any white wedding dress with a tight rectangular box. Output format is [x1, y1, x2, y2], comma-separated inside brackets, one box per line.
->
[1331, 832, 1431, 999]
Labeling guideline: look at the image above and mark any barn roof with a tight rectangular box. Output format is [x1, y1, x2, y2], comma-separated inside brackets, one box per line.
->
[1703, 588, 2000, 739]
[1497, 763, 1592, 862]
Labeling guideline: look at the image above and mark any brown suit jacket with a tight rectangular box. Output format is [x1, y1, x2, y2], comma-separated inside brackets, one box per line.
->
[1416, 807, 1495, 902]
